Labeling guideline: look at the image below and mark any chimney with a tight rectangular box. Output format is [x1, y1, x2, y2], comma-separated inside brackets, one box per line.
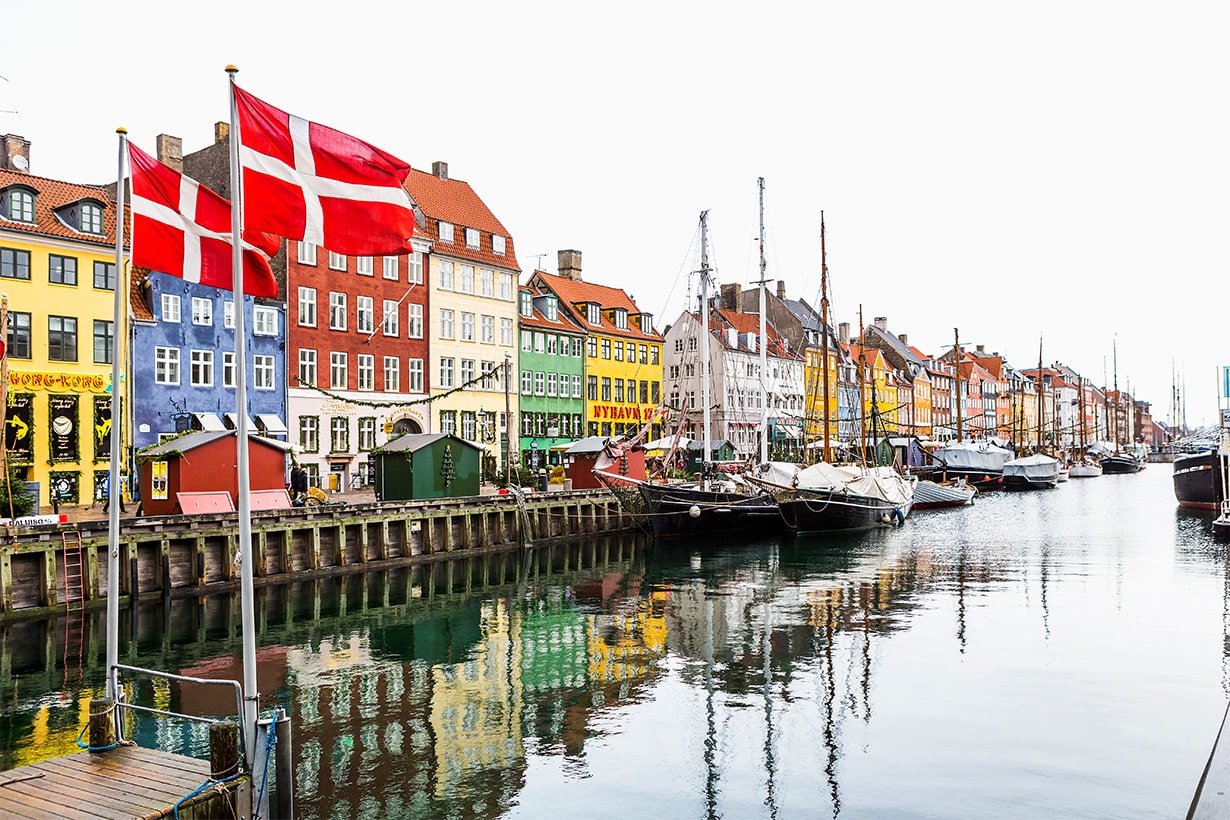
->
[838, 322, 850, 344]
[976, 344, 985, 353]
[874, 316, 888, 332]
[156, 134, 183, 171]
[720, 283, 741, 312]
[0, 134, 31, 173]
[557, 249, 583, 281]
[214, 122, 229, 143]
[776, 279, 786, 299]
[432, 161, 449, 180]
[899, 333, 909, 347]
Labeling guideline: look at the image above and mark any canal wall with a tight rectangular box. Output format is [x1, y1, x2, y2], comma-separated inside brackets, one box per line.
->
[0, 490, 635, 618]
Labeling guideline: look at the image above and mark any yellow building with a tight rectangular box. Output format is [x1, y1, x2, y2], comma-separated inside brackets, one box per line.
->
[847, 344, 897, 436]
[804, 343, 842, 443]
[529, 251, 664, 441]
[1, 140, 125, 508]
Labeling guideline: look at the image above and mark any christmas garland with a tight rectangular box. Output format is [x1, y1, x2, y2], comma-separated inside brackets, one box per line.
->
[295, 363, 505, 410]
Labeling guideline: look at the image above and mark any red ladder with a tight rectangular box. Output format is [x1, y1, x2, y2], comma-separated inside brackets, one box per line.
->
[61, 531, 86, 686]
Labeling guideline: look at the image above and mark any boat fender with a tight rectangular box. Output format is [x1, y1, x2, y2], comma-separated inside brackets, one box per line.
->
[688, 505, 702, 519]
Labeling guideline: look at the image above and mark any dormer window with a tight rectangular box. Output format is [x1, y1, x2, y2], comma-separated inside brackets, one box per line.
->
[3, 188, 34, 223]
[586, 303, 600, 325]
[545, 296, 558, 322]
[613, 309, 628, 330]
[492, 235, 506, 256]
[80, 203, 103, 234]
[519, 291, 533, 318]
[439, 221, 454, 243]
[465, 227, 480, 249]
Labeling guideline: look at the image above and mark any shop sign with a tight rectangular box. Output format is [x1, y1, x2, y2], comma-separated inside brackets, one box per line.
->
[49, 394, 79, 463]
[94, 396, 112, 459]
[5, 393, 34, 466]
[9, 371, 109, 393]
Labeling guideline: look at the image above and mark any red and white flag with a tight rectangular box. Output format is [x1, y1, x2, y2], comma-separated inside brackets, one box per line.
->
[233, 84, 416, 257]
[129, 144, 279, 297]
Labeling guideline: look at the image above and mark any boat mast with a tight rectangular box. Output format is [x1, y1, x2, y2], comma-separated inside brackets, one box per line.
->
[1036, 338, 1044, 453]
[699, 211, 713, 491]
[953, 328, 963, 443]
[758, 178, 769, 465]
[858, 306, 867, 467]
[1112, 338, 1119, 450]
[821, 212, 832, 464]
[1078, 375, 1087, 452]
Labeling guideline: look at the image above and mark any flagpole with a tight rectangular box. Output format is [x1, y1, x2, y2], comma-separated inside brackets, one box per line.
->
[106, 128, 127, 703]
[227, 65, 259, 768]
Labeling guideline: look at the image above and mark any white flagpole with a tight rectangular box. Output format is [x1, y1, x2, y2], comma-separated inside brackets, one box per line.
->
[227, 65, 260, 768]
[106, 128, 127, 702]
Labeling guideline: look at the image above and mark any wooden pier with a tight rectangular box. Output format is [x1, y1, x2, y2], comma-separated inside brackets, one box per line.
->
[0, 490, 635, 617]
[0, 745, 247, 819]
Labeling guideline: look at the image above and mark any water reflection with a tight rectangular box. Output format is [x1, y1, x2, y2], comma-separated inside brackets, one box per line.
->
[2, 468, 1228, 817]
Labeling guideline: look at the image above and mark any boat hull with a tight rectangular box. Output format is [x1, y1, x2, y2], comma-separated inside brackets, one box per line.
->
[777, 491, 913, 533]
[1068, 463, 1103, 478]
[1002, 474, 1059, 490]
[1101, 455, 1142, 474]
[912, 480, 976, 510]
[1173, 450, 1223, 511]
[637, 483, 781, 538]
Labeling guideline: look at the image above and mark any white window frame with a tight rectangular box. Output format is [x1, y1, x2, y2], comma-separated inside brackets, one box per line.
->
[465, 227, 480, 249]
[162, 294, 181, 323]
[481, 315, 494, 344]
[329, 251, 346, 271]
[493, 235, 506, 256]
[383, 356, 399, 392]
[382, 256, 399, 280]
[299, 348, 317, 387]
[500, 272, 513, 300]
[357, 353, 375, 391]
[460, 265, 474, 294]
[460, 312, 475, 342]
[224, 301, 235, 329]
[223, 352, 236, 388]
[407, 251, 423, 284]
[155, 347, 179, 384]
[521, 370, 533, 395]
[254, 306, 278, 336]
[329, 292, 347, 331]
[190, 349, 213, 386]
[587, 303, 600, 325]
[253, 355, 275, 389]
[356, 296, 374, 334]
[356, 256, 374, 276]
[298, 288, 316, 327]
[572, 374, 582, 398]
[439, 260, 454, 290]
[407, 304, 424, 339]
[298, 241, 317, 265]
[330, 352, 348, 388]
[382, 300, 399, 336]
[480, 268, 493, 297]
[534, 372, 545, 396]
[191, 297, 212, 326]
[440, 309, 454, 339]
[408, 358, 424, 392]
[521, 330, 532, 352]
[500, 318, 513, 346]
[439, 357, 455, 388]
[439, 221, 454, 243]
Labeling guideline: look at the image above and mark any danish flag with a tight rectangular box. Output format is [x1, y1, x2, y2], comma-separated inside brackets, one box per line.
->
[128, 143, 279, 297]
[233, 84, 416, 257]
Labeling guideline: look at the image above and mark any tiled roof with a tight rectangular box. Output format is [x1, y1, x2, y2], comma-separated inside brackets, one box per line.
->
[403, 168, 519, 270]
[0, 169, 119, 247]
[130, 268, 154, 321]
[532, 270, 662, 342]
[710, 309, 798, 358]
[518, 285, 586, 333]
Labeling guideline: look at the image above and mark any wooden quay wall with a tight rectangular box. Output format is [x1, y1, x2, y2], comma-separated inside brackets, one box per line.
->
[0, 490, 635, 619]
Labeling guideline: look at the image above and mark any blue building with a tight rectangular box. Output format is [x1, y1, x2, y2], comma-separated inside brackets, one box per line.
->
[131, 270, 287, 451]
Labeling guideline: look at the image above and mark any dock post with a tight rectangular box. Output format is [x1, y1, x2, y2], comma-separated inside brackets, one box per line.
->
[275, 707, 294, 819]
[88, 697, 116, 751]
[210, 720, 240, 779]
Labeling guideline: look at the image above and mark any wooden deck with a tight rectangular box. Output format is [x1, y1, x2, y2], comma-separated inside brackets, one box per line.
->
[1188, 701, 1230, 819]
[0, 745, 247, 819]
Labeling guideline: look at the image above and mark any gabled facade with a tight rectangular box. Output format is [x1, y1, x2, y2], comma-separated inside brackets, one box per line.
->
[0, 139, 125, 508]
[529, 251, 663, 443]
[405, 161, 520, 476]
[516, 283, 586, 468]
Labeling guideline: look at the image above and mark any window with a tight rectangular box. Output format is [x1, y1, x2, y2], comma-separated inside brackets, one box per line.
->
[675, 339, 683, 353]
[299, 349, 317, 387]
[93, 320, 113, 364]
[331, 352, 348, 388]
[330, 417, 349, 453]
[519, 291, 533, 318]
[460, 312, 474, 342]
[534, 332, 545, 354]
[254, 306, 277, 336]
[299, 416, 319, 452]
[587, 304, 600, 325]
[407, 304, 424, 338]
[545, 296, 558, 322]
[601, 377, 611, 402]
[408, 358, 424, 392]
[382, 300, 399, 336]
[480, 269, 493, 297]
[587, 337, 597, 358]
[407, 252, 423, 284]
[298, 241, 317, 265]
[521, 330, 532, 352]
[573, 338, 584, 357]
[460, 359, 475, 386]
[587, 375, 597, 400]
[440, 410, 456, 435]
[572, 374, 582, 398]
[155, 347, 180, 384]
[688, 337, 698, 351]
[356, 256, 374, 276]
[162, 293, 181, 323]
[358, 417, 376, 451]
[601, 339, 611, 359]
[383, 356, 399, 392]
[439, 357, 455, 388]
[5, 189, 34, 222]
[500, 318, 513, 346]
[253, 355, 274, 389]
[461, 411, 476, 440]
[500, 272, 513, 300]
[80, 203, 103, 234]
[640, 344, 649, 364]
[521, 370, 533, 394]
[48, 316, 77, 361]
[0, 248, 30, 280]
[440, 309, 454, 339]
[357, 354, 375, 390]
[482, 362, 496, 390]
[493, 235, 506, 256]
[440, 260, 454, 290]
[223, 352, 235, 388]
[522, 413, 533, 436]
[191, 350, 214, 386]
[329, 292, 347, 330]
[6, 311, 30, 358]
[641, 380, 650, 403]
[465, 227, 480, 249]
[481, 315, 494, 344]
[642, 314, 654, 334]
[49, 255, 77, 286]
[224, 302, 234, 329]
[547, 335, 558, 356]
[192, 297, 212, 325]
[299, 288, 317, 327]
[356, 296, 374, 334]
[651, 346, 660, 365]
[547, 373, 557, 397]
[439, 221, 454, 243]
[614, 379, 624, 402]
[614, 309, 628, 330]
[382, 256, 398, 280]
[613, 341, 622, 361]
[460, 265, 474, 294]
[329, 251, 346, 271]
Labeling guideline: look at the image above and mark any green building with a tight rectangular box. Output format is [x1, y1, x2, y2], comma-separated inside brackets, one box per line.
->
[517, 285, 587, 469]
[371, 433, 483, 500]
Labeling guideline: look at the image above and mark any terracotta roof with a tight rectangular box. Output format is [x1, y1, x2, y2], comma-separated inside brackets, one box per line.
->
[532, 270, 662, 342]
[403, 168, 519, 270]
[710, 309, 798, 359]
[0, 169, 119, 248]
[518, 285, 586, 333]
[130, 268, 154, 321]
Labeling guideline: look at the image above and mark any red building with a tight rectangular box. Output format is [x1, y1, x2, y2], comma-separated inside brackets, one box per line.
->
[137, 431, 291, 515]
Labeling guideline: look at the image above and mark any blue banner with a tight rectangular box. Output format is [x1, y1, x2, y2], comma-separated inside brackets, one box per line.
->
[1224, 367, 1230, 399]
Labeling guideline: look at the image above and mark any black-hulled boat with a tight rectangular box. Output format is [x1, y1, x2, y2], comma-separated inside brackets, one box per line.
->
[747, 462, 915, 533]
[1100, 453, 1142, 474]
[634, 479, 781, 537]
[1173, 449, 1223, 510]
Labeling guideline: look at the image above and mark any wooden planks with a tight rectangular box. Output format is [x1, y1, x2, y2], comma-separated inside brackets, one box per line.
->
[1189, 701, 1230, 819]
[0, 746, 241, 819]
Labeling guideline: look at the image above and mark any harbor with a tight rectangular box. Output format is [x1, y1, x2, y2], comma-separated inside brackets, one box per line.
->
[3, 464, 1229, 817]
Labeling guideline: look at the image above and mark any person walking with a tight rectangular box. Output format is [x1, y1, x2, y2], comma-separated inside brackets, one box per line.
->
[102, 472, 125, 514]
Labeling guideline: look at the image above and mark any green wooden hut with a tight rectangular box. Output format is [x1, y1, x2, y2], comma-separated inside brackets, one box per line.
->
[372, 433, 483, 500]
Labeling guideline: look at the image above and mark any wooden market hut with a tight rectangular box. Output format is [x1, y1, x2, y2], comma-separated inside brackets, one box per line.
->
[372, 433, 483, 500]
[137, 430, 292, 516]
[564, 436, 645, 490]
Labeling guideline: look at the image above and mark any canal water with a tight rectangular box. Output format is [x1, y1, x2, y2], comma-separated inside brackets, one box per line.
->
[1, 464, 1226, 818]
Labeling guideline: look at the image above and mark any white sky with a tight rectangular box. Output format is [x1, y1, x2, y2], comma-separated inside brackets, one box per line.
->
[4, 1, 1225, 426]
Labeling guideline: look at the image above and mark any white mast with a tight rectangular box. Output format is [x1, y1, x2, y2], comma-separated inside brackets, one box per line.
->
[758, 178, 769, 465]
[106, 129, 128, 701]
[699, 211, 713, 491]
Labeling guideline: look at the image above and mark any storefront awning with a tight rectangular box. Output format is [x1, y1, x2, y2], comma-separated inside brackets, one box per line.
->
[256, 414, 288, 435]
[191, 412, 226, 432]
[224, 412, 257, 430]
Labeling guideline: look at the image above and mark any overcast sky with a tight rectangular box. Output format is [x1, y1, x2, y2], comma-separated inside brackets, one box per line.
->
[5, 2, 1225, 426]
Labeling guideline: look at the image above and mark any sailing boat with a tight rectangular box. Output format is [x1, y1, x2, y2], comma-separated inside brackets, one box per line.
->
[600, 210, 779, 537]
[932, 329, 1013, 486]
[1002, 340, 1061, 490]
[1068, 375, 1103, 477]
[1100, 339, 1142, 474]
